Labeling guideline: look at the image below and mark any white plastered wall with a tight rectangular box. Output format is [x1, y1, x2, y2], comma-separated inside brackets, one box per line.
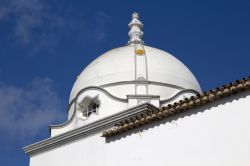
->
[50, 89, 128, 137]
[31, 91, 250, 166]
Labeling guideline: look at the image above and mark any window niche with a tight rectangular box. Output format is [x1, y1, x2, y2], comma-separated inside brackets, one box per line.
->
[77, 95, 100, 118]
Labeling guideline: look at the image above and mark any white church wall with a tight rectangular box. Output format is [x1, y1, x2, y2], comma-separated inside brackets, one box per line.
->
[148, 84, 180, 99]
[30, 135, 105, 166]
[104, 84, 135, 98]
[75, 90, 128, 126]
[30, 91, 250, 166]
[50, 89, 128, 137]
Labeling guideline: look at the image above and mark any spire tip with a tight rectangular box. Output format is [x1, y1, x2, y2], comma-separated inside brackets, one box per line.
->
[128, 12, 144, 44]
[132, 12, 139, 19]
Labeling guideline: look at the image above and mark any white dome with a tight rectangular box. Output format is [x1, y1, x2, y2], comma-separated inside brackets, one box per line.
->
[70, 44, 202, 103]
[51, 13, 203, 137]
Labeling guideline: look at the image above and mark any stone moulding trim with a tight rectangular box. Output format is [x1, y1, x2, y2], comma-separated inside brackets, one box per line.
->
[69, 80, 187, 105]
[67, 86, 128, 113]
[127, 94, 160, 99]
[160, 89, 200, 104]
[74, 86, 128, 103]
[51, 88, 199, 131]
[68, 82, 198, 113]
[100, 80, 185, 90]
[67, 80, 199, 119]
[50, 86, 129, 131]
[23, 103, 158, 156]
[102, 76, 250, 138]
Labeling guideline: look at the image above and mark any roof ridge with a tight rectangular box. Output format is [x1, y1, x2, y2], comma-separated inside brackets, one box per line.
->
[102, 76, 250, 137]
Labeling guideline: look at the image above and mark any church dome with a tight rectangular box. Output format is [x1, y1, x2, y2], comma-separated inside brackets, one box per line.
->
[51, 12, 203, 136]
[70, 44, 201, 103]
[69, 12, 202, 111]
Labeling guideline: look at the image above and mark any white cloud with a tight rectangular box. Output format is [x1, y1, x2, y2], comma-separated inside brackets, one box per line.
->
[0, 0, 111, 55]
[0, 78, 65, 140]
[0, 0, 47, 43]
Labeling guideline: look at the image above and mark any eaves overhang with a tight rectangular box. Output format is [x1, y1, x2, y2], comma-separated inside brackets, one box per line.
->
[23, 103, 158, 156]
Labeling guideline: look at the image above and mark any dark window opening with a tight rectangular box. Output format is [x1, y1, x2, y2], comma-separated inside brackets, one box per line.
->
[82, 101, 100, 117]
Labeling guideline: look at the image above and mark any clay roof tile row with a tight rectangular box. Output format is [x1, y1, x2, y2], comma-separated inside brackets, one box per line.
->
[102, 76, 250, 138]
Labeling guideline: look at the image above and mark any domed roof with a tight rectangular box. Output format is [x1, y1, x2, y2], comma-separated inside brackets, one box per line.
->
[69, 12, 201, 103]
[70, 44, 201, 102]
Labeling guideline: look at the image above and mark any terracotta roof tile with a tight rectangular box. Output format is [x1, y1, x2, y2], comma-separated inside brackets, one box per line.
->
[102, 76, 250, 138]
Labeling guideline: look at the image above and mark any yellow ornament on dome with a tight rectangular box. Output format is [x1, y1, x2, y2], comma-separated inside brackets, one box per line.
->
[135, 48, 145, 55]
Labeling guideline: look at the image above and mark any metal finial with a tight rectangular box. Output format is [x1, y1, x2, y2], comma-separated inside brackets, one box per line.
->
[128, 12, 144, 44]
[132, 12, 139, 19]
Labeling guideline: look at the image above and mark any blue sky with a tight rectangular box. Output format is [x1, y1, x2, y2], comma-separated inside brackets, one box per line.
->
[0, 0, 249, 165]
